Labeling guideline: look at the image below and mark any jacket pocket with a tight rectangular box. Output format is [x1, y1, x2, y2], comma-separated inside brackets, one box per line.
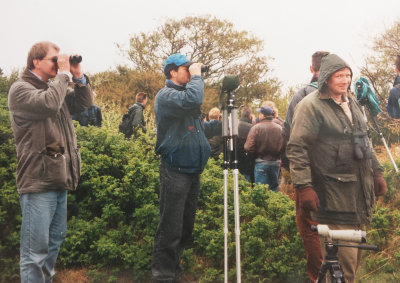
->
[323, 173, 357, 213]
[170, 132, 200, 169]
[40, 153, 68, 187]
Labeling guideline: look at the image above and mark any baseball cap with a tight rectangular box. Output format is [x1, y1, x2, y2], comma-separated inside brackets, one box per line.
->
[257, 106, 275, 117]
[163, 53, 192, 72]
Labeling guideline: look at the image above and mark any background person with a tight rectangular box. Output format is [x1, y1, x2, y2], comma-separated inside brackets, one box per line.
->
[262, 100, 284, 127]
[72, 104, 102, 127]
[207, 107, 223, 159]
[152, 53, 221, 283]
[244, 106, 285, 192]
[282, 50, 329, 282]
[237, 106, 255, 183]
[287, 54, 386, 283]
[386, 54, 400, 141]
[8, 41, 93, 283]
[130, 92, 148, 134]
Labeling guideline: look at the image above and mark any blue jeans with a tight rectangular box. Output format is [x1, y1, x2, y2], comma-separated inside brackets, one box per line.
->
[152, 166, 200, 282]
[20, 190, 67, 283]
[254, 162, 279, 192]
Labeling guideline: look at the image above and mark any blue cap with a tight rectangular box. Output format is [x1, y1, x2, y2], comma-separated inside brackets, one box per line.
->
[257, 106, 275, 117]
[163, 53, 192, 72]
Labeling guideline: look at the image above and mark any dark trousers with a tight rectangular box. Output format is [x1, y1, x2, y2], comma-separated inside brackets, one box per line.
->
[152, 166, 201, 283]
[295, 190, 323, 282]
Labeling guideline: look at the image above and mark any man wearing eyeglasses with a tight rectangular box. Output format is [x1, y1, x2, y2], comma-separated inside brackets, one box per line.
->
[8, 41, 93, 283]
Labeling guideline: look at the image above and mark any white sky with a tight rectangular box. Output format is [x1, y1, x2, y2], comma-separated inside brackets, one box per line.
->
[1, 0, 399, 90]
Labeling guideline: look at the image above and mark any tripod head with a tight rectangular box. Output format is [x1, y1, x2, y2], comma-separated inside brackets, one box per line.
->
[220, 75, 240, 109]
[220, 75, 240, 170]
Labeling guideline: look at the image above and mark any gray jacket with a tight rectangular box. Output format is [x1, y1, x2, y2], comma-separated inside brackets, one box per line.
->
[8, 69, 93, 194]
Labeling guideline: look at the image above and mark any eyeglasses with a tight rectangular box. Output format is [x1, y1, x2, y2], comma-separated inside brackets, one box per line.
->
[42, 56, 58, 63]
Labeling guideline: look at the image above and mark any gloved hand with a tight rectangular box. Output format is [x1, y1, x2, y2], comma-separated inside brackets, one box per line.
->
[373, 171, 387, 196]
[298, 187, 320, 211]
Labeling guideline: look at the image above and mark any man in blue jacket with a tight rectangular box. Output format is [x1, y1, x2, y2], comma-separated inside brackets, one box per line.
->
[152, 53, 221, 282]
[386, 55, 400, 141]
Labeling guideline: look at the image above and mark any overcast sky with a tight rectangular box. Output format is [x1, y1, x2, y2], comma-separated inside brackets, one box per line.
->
[1, 0, 399, 90]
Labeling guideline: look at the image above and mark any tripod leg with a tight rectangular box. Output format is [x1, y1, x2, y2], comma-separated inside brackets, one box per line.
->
[223, 169, 229, 283]
[232, 168, 241, 283]
[316, 262, 328, 283]
[371, 116, 399, 172]
[330, 262, 345, 283]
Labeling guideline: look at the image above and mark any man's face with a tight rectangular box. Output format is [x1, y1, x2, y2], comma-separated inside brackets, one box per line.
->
[327, 68, 351, 96]
[171, 66, 190, 86]
[33, 47, 59, 81]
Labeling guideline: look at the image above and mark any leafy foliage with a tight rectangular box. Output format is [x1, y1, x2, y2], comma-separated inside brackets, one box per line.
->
[90, 67, 164, 112]
[118, 15, 281, 106]
[0, 90, 19, 282]
[360, 20, 400, 145]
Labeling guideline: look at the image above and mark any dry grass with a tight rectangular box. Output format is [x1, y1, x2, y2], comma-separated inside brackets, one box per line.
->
[54, 268, 89, 283]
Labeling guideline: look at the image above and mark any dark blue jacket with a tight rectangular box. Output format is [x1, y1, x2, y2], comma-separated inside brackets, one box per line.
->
[72, 105, 102, 127]
[387, 76, 400, 118]
[155, 76, 221, 174]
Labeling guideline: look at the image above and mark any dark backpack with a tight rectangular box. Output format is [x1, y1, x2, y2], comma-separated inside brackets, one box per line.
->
[87, 107, 97, 126]
[119, 105, 137, 138]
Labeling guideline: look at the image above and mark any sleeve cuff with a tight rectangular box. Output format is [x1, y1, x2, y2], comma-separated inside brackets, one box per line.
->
[72, 75, 87, 85]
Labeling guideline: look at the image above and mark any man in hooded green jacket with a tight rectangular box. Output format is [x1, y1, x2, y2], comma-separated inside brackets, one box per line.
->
[287, 54, 387, 283]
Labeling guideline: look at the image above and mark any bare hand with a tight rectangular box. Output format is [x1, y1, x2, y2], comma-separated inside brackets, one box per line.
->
[69, 54, 83, 79]
[56, 54, 70, 73]
[189, 63, 202, 77]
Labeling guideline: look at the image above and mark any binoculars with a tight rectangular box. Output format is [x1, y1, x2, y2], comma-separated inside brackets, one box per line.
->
[201, 65, 210, 72]
[51, 55, 82, 64]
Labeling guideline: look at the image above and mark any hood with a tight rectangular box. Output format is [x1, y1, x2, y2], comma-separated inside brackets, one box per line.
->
[318, 54, 353, 92]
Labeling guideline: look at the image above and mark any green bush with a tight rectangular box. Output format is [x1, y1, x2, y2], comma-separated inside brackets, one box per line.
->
[0, 91, 19, 282]
[362, 165, 400, 281]
[3, 87, 400, 282]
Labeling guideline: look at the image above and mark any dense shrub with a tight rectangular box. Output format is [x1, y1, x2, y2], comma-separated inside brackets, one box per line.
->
[58, 127, 307, 282]
[0, 91, 19, 282]
[1, 87, 400, 282]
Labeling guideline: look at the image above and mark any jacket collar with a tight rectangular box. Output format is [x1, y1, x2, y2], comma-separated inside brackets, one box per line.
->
[21, 68, 48, 90]
[135, 102, 145, 109]
[166, 79, 186, 91]
[260, 117, 274, 122]
[240, 117, 252, 123]
[319, 90, 355, 102]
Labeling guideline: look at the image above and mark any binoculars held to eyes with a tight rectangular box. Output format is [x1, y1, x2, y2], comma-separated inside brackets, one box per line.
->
[51, 55, 82, 64]
[201, 65, 210, 73]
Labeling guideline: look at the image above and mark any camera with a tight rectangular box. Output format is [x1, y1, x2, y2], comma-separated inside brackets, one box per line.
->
[51, 55, 82, 64]
[201, 65, 210, 73]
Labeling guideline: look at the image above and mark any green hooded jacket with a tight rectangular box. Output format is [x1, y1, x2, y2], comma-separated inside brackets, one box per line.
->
[287, 54, 383, 225]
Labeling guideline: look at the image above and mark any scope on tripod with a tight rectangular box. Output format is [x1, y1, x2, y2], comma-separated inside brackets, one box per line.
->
[311, 224, 366, 243]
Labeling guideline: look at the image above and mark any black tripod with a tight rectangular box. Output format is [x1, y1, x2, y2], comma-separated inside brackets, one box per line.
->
[221, 78, 241, 283]
[317, 242, 378, 283]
